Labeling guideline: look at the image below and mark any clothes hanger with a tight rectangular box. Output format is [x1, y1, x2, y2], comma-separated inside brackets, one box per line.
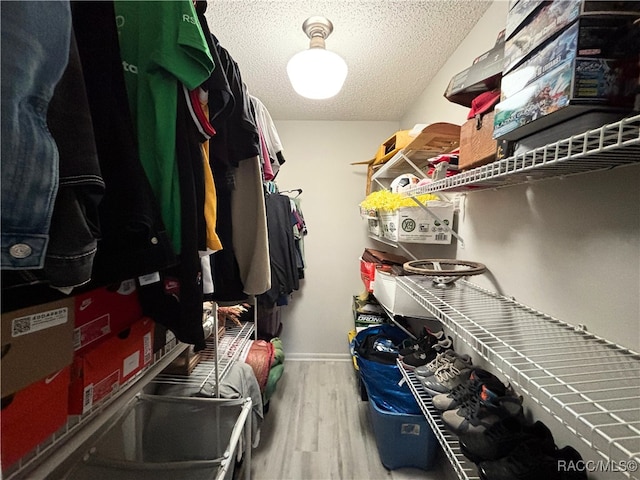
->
[280, 188, 303, 198]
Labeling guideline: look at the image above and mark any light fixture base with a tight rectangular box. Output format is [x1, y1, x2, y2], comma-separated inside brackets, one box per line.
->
[302, 16, 334, 40]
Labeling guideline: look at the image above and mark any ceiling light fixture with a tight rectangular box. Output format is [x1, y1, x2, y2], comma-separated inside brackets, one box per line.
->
[286, 16, 348, 100]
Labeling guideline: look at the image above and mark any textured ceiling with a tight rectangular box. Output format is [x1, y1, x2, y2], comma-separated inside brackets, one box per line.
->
[204, 0, 492, 121]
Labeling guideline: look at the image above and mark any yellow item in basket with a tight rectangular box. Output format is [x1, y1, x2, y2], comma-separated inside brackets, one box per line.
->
[359, 190, 439, 212]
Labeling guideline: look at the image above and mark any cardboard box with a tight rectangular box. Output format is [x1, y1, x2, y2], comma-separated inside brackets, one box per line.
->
[68, 317, 154, 415]
[73, 279, 143, 354]
[379, 201, 454, 244]
[444, 38, 504, 108]
[505, 0, 542, 40]
[1, 298, 74, 397]
[352, 295, 386, 330]
[459, 110, 498, 170]
[373, 130, 413, 166]
[493, 57, 637, 140]
[1, 366, 70, 470]
[372, 271, 432, 318]
[162, 346, 201, 376]
[503, 0, 582, 75]
[501, 17, 640, 99]
[503, 0, 640, 75]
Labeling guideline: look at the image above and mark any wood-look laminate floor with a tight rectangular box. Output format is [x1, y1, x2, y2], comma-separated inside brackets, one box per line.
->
[243, 360, 456, 480]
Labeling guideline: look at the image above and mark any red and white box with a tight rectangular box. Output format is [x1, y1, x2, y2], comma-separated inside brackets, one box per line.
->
[73, 279, 142, 354]
[1, 367, 70, 470]
[68, 317, 154, 415]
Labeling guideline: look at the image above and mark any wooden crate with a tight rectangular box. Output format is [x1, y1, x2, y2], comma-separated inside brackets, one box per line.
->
[459, 111, 497, 170]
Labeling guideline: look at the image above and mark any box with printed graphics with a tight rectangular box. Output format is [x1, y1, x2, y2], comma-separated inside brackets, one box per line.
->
[379, 201, 454, 244]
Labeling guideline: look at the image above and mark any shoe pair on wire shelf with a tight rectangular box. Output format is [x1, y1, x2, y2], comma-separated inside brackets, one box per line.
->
[460, 416, 587, 480]
[418, 360, 587, 480]
[398, 327, 454, 370]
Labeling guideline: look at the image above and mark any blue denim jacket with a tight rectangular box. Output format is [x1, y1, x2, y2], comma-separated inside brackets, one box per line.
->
[1, 1, 71, 270]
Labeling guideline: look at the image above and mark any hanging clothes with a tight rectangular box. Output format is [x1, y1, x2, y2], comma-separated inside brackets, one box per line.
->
[113, 0, 214, 254]
[259, 193, 300, 305]
[71, 1, 177, 284]
[43, 29, 105, 290]
[230, 155, 271, 296]
[250, 96, 287, 177]
[290, 196, 308, 279]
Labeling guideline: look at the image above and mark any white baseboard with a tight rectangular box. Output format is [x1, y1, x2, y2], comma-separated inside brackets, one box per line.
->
[285, 353, 352, 362]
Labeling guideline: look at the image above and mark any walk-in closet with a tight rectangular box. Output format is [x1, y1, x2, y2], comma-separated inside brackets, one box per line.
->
[2, 1, 639, 480]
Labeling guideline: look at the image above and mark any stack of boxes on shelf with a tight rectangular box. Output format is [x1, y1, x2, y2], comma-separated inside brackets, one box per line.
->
[447, 0, 640, 170]
[0, 281, 154, 472]
[495, 0, 640, 141]
[69, 282, 152, 415]
[1, 298, 74, 470]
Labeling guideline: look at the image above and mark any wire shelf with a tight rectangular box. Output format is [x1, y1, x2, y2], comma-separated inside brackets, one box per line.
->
[4, 339, 188, 480]
[405, 113, 640, 194]
[152, 321, 255, 392]
[398, 363, 481, 480]
[396, 276, 640, 479]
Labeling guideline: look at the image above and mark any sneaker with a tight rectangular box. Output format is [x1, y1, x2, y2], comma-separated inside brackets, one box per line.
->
[401, 336, 453, 370]
[415, 350, 460, 378]
[432, 368, 506, 411]
[478, 442, 586, 480]
[441, 386, 523, 435]
[459, 416, 556, 463]
[418, 354, 473, 395]
[398, 328, 445, 357]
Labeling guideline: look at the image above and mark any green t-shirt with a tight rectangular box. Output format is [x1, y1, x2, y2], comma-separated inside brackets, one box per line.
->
[114, 0, 214, 253]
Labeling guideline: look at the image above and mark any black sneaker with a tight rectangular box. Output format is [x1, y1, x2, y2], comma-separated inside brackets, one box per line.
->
[478, 441, 587, 480]
[432, 368, 505, 411]
[398, 328, 445, 357]
[459, 416, 556, 463]
[441, 385, 523, 435]
[400, 336, 453, 370]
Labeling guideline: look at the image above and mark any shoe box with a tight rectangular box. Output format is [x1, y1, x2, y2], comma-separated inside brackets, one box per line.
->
[73, 279, 143, 355]
[68, 316, 154, 415]
[1, 366, 71, 472]
[495, 3, 640, 140]
[1, 297, 75, 397]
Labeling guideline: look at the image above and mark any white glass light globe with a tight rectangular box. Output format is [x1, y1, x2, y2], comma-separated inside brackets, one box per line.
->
[287, 48, 348, 100]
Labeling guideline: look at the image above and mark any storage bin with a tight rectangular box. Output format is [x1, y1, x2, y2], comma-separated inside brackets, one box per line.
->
[368, 394, 438, 471]
[63, 394, 249, 480]
[372, 271, 432, 318]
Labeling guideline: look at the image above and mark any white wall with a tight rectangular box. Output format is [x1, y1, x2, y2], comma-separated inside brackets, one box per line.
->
[272, 120, 399, 358]
[400, 0, 640, 352]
